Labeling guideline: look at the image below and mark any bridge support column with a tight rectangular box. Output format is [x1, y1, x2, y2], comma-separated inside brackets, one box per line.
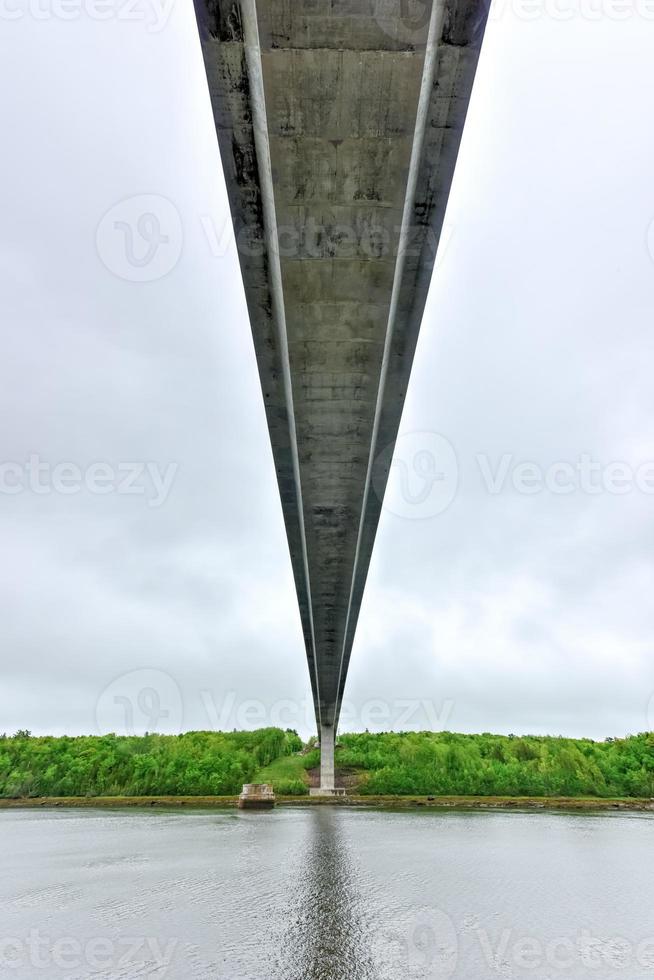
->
[319, 724, 335, 792]
[310, 724, 344, 796]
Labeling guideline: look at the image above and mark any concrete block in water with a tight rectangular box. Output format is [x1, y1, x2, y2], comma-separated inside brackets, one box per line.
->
[238, 783, 275, 809]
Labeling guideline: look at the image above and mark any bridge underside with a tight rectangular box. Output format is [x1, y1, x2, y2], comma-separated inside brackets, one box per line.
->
[195, 0, 488, 768]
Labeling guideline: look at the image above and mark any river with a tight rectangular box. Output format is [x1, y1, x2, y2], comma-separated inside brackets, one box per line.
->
[1, 806, 653, 979]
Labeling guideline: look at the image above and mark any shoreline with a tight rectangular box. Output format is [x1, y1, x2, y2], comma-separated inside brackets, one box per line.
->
[1, 794, 653, 812]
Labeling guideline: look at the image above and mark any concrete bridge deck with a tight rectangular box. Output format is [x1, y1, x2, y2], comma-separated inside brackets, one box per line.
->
[194, 0, 488, 789]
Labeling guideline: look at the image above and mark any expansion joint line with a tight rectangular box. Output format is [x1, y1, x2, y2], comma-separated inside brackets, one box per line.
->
[333, 0, 447, 730]
[240, 0, 323, 731]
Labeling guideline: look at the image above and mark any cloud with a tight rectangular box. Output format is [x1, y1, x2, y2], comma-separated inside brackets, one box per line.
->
[1, 5, 653, 739]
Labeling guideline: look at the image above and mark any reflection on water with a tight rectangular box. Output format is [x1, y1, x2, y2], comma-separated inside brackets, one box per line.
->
[1, 806, 654, 979]
[274, 808, 376, 980]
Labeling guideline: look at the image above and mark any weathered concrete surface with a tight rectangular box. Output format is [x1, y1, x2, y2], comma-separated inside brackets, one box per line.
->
[194, 1, 488, 740]
[238, 783, 275, 808]
[319, 724, 335, 792]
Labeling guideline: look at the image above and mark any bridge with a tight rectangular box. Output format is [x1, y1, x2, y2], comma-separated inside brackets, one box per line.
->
[194, 0, 488, 792]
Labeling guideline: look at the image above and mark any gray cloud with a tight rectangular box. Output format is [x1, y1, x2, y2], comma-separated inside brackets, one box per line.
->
[1, 5, 653, 739]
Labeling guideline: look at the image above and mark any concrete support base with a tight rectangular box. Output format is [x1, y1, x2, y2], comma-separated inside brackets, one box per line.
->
[238, 783, 275, 809]
[309, 787, 346, 797]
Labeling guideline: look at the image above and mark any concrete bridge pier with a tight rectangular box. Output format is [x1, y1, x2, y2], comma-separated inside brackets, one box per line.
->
[310, 725, 344, 796]
[320, 725, 335, 792]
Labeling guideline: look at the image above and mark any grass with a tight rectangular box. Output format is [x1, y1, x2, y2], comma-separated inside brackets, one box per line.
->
[254, 752, 309, 795]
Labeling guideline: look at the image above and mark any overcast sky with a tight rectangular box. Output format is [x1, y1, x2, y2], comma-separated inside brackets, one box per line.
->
[1, 2, 653, 740]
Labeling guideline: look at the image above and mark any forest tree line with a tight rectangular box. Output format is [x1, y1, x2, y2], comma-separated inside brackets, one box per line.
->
[0, 728, 302, 798]
[1, 728, 653, 799]
[313, 731, 654, 797]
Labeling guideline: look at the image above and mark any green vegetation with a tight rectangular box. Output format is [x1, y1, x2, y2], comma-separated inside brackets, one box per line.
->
[254, 752, 309, 795]
[2, 729, 652, 801]
[308, 731, 654, 798]
[0, 729, 301, 798]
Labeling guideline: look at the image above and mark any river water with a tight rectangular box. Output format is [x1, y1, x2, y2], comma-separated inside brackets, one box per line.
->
[1, 806, 653, 979]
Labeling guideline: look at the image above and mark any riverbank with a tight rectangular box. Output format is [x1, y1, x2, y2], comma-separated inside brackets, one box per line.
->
[1, 794, 652, 811]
